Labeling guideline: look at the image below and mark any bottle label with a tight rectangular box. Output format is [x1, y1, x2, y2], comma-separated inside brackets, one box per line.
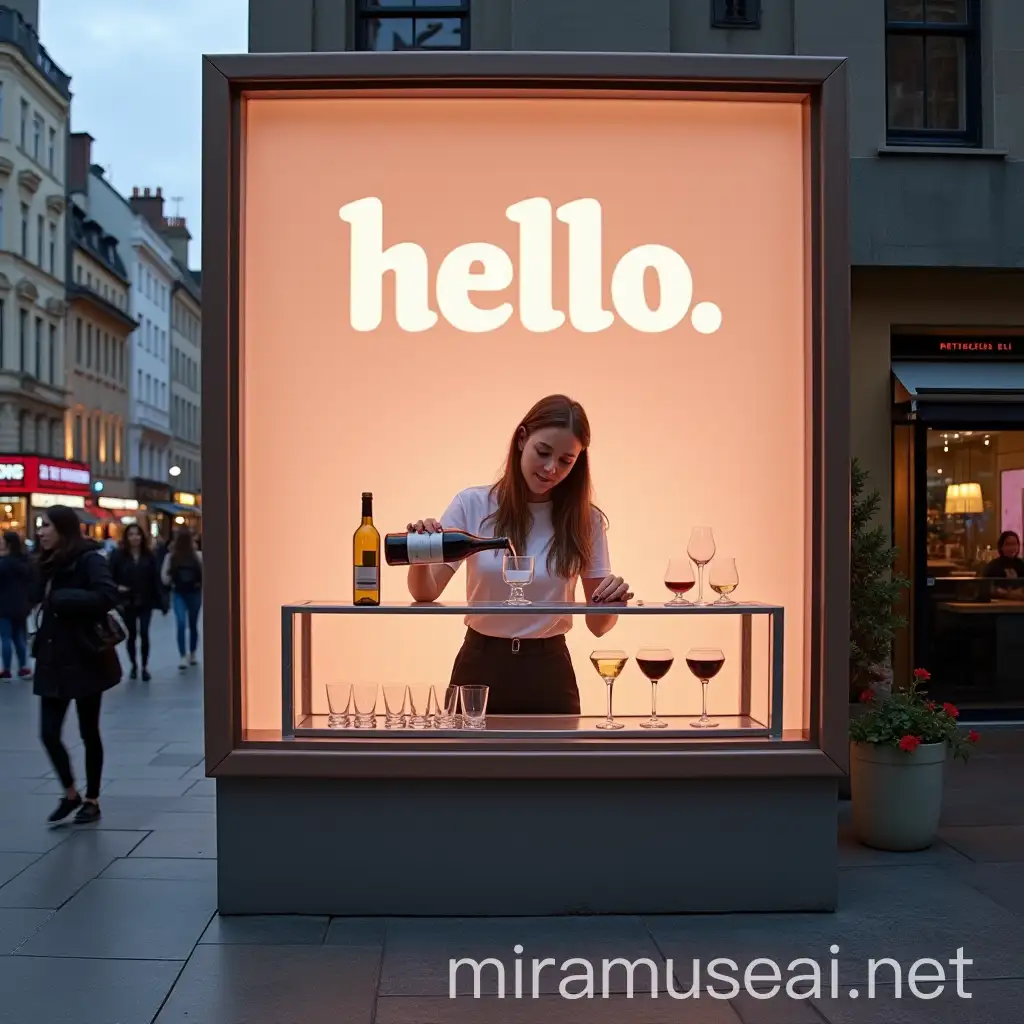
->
[355, 567, 378, 588]
[406, 531, 445, 564]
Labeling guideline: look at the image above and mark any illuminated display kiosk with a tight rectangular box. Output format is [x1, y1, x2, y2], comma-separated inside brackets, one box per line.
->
[202, 52, 850, 915]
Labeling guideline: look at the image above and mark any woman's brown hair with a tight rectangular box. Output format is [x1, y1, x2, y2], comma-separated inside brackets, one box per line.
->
[170, 527, 197, 568]
[119, 522, 151, 555]
[484, 394, 605, 579]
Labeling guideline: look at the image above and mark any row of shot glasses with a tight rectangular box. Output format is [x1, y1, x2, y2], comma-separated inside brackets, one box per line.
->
[325, 682, 490, 730]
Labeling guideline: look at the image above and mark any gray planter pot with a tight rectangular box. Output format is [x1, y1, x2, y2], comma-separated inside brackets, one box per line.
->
[850, 740, 947, 851]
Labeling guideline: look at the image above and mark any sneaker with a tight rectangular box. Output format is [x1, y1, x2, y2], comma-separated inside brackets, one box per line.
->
[142, 668, 152, 682]
[179, 655, 188, 671]
[73, 802, 101, 825]
[189, 653, 198, 666]
[47, 795, 83, 823]
[129, 665, 138, 680]
[17, 667, 31, 678]
[0, 670, 10, 681]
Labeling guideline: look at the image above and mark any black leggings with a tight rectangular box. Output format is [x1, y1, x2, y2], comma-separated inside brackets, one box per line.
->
[124, 607, 153, 668]
[40, 694, 104, 800]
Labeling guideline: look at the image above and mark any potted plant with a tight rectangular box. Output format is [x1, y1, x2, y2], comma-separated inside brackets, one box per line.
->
[849, 668, 979, 851]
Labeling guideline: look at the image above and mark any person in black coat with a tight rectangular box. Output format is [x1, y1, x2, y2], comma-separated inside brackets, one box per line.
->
[31, 505, 122, 825]
[0, 530, 33, 679]
[109, 523, 166, 681]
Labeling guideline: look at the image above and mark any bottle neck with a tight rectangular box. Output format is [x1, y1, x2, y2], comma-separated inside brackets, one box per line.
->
[361, 497, 373, 521]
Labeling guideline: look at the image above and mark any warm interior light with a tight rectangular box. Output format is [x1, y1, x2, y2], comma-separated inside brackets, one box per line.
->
[945, 482, 983, 515]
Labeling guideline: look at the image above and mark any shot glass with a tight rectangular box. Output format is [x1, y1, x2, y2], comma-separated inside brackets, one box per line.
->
[407, 683, 432, 729]
[351, 683, 378, 728]
[326, 684, 353, 729]
[460, 685, 489, 730]
[430, 684, 459, 728]
[382, 684, 408, 728]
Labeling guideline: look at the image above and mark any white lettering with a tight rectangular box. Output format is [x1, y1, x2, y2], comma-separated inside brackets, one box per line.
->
[0, 463, 24, 481]
[436, 242, 513, 333]
[338, 197, 438, 333]
[907, 958, 945, 1000]
[338, 196, 721, 335]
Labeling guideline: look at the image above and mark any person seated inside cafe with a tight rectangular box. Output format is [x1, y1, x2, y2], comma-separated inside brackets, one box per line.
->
[983, 530, 1024, 598]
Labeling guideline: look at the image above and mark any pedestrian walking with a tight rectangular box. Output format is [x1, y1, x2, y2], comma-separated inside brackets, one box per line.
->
[0, 531, 33, 679]
[162, 528, 203, 670]
[109, 523, 166, 681]
[32, 505, 122, 825]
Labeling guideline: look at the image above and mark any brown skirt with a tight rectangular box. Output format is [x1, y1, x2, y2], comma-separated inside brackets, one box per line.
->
[447, 627, 580, 715]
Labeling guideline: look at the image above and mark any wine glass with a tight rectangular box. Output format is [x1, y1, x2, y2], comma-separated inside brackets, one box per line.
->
[709, 557, 740, 606]
[636, 647, 673, 729]
[687, 527, 716, 605]
[590, 650, 628, 730]
[686, 647, 725, 729]
[502, 554, 534, 606]
[664, 558, 695, 606]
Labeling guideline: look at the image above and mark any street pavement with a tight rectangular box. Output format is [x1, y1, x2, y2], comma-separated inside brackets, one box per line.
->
[1, 613, 1023, 1022]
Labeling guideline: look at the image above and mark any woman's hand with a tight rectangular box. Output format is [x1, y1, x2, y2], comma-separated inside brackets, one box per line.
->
[407, 518, 443, 534]
[590, 574, 633, 604]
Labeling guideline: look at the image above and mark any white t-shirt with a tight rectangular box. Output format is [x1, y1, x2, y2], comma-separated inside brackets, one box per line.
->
[440, 485, 612, 638]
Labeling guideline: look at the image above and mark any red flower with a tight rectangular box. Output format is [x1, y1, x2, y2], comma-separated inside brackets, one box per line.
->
[899, 735, 922, 752]
[943, 703, 960, 719]
[968, 730, 981, 744]
[925, 701, 936, 711]
[913, 668, 931, 681]
[858, 689, 875, 704]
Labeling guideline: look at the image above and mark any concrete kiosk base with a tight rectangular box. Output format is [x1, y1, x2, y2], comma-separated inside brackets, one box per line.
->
[216, 775, 838, 915]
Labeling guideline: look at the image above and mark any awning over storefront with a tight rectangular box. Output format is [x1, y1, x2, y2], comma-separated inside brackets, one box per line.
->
[148, 501, 202, 517]
[75, 508, 100, 525]
[893, 361, 1024, 402]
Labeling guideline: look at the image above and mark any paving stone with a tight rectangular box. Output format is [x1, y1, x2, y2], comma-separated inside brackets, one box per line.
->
[0, 852, 39, 887]
[129, 828, 216, 859]
[100, 857, 218, 882]
[153, 944, 380, 1024]
[0, 908, 52, 953]
[815, 979, 1024, 1022]
[150, 753, 204, 767]
[325, 917, 388, 946]
[17, 877, 215, 959]
[200, 914, 329, 944]
[944, 861, 1024, 917]
[937, 825, 1024, 863]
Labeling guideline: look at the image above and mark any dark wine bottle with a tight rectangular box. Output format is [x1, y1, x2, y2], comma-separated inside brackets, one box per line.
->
[384, 530, 510, 566]
[352, 492, 381, 606]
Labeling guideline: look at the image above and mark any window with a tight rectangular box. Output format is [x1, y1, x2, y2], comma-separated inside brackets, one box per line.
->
[48, 222, 55, 273]
[86, 323, 93, 368]
[47, 126, 55, 173]
[886, 0, 981, 146]
[35, 214, 42, 266]
[0, 298, 4, 368]
[18, 309, 26, 371]
[356, 0, 469, 50]
[19, 203, 27, 257]
[0, 82, 4, 137]
[76, 264, 82, 283]
[48, 324, 56, 385]
[711, 0, 761, 29]
[75, 318, 82, 364]
[0, 188, 4, 249]
[32, 113, 41, 161]
[103, 335, 110, 377]
[33, 316, 42, 378]
[19, 99, 26, 149]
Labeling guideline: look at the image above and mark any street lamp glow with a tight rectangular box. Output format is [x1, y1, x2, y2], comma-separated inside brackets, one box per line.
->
[169, 466, 182, 477]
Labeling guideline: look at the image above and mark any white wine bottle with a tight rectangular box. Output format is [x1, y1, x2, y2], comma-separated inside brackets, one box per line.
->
[353, 492, 381, 606]
[384, 529, 510, 566]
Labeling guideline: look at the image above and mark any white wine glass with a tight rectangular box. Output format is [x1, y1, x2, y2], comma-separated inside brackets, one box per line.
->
[709, 557, 740, 606]
[502, 554, 534, 606]
[590, 650, 628, 730]
[686, 527, 716, 606]
[686, 647, 725, 729]
[636, 647, 673, 729]
[664, 557, 695, 606]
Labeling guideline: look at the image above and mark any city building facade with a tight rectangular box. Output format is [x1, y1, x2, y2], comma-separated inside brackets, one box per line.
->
[247, 0, 1024, 709]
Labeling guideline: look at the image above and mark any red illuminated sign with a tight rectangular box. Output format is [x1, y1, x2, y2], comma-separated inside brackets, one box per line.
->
[891, 336, 1024, 361]
[0, 456, 91, 495]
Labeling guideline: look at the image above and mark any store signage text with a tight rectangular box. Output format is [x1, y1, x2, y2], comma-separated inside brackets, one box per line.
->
[0, 456, 91, 495]
[338, 197, 723, 336]
[0, 463, 25, 481]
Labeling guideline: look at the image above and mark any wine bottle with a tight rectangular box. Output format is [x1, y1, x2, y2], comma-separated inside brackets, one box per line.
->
[384, 529, 510, 566]
[353, 492, 381, 606]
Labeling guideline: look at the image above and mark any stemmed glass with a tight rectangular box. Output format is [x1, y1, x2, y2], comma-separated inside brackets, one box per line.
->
[590, 650, 628, 730]
[685, 647, 725, 729]
[687, 527, 716, 606]
[636, 647, 673, 729]
[709, 557, 740, 606]
[664, 557, 695, 606]
[502, 555, 535, 606]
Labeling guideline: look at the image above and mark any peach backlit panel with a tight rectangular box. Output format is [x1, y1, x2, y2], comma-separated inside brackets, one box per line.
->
[241, 93, 809, 733]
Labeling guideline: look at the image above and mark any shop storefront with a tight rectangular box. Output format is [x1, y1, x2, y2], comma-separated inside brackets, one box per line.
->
[0, 455, 92, 539]
[892, 334, 1024, 713]
[149, 491, 202, 542]
[202, 52, 850, 915]
[132, 479, 173, 541]
[85, 496, 143, 544]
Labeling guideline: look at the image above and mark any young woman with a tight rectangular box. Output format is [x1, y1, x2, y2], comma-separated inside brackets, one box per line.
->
[32, 505, 122, 824]
[405, 394, 631, 715]
[983, 530, 1024, 598]
[161, 528, 203, 670]
[0, 531, 33, 679]
[109, 523, 165, 681]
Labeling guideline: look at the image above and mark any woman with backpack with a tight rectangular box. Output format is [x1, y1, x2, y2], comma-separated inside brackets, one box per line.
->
[109, 523, 165, 681]
[32, 505, 122, 824]
[162, 528, 203, 670]
[0, 531, 34, 679]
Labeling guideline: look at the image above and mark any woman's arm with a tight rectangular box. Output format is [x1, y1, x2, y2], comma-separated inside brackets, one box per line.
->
[581, 575, 629, 637]
[408, 563, 456, 603]
[48, 552, 120, 615]
[160, 554, 172, 587]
